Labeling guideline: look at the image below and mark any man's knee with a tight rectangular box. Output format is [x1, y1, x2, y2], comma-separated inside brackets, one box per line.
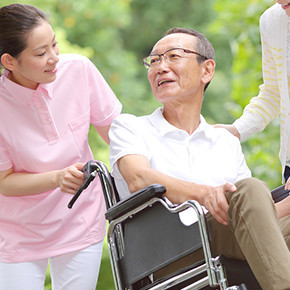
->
[235, 177, 269, 192]
[227, 177, 272, 204]
[226, 177, 276, 227]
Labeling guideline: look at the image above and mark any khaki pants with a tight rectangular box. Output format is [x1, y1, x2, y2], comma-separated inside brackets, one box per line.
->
[155, 178, 290, 290]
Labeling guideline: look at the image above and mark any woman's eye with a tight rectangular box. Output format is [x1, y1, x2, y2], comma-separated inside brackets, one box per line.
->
[37, 52, 46, 57]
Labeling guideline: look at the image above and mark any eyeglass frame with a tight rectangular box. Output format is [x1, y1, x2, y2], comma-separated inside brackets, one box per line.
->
[143, 47, 208, 69]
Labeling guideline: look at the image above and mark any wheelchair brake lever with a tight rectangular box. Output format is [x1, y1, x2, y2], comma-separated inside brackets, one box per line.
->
[67, 160, 98, 209]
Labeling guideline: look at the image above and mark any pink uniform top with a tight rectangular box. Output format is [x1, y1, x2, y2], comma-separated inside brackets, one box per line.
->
[0, 54, 122, 262]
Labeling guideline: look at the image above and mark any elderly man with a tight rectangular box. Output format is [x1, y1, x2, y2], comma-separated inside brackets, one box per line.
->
[109, 27, 290, 289]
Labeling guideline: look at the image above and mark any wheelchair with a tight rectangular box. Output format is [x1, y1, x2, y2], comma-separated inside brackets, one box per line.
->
[68, 160, 290, 290]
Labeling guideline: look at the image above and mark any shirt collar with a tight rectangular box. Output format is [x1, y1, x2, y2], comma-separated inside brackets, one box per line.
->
[149, 107, 215, 140]
[2, 70, 52, 106]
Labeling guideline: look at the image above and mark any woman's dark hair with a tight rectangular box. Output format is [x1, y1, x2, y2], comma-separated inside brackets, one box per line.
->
[0, 4, 48, 74]
[165, 27, 215, 92]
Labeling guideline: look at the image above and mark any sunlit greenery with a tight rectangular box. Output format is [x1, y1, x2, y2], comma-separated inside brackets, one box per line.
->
[0, 0, 282, 289]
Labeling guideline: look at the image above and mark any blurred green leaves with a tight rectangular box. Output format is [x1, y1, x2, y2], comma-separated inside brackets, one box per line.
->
[0, 0, 281, 188]
[0, 2, 283, 288]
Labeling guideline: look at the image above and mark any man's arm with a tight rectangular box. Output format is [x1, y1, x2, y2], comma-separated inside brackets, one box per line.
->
[118, 154, 237, 225]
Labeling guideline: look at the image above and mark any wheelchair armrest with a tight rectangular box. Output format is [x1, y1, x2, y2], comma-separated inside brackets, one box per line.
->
[271, 185, 290, 203]
[105, 184, 166, 221]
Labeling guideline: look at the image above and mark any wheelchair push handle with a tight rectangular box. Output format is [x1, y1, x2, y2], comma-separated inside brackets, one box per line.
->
[67, 160, 98, 209]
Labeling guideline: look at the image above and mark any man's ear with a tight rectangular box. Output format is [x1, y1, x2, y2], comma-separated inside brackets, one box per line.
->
[201, 59, 215, 84]
[1, 53, 18, 71]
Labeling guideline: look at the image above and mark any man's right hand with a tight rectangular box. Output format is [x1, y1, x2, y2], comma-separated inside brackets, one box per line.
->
[201, 183, 237, 226]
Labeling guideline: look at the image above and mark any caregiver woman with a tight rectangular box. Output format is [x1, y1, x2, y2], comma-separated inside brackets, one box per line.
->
[0, 3, 121, 290]
[217, 1, 290, 219]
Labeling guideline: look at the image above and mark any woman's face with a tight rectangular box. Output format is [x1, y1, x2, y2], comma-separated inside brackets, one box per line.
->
[278, 1, 290, 16]
[10, 19, 59, 90]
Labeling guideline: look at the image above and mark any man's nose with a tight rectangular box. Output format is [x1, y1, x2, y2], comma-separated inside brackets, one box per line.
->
[156, 55, 170, 72]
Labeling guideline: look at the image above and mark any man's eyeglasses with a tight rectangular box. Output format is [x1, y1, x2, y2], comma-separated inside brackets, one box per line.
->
[143, 47, 208, 69]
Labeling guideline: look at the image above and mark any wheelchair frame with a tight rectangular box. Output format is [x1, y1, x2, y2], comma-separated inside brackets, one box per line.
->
[68, 160, 289, 289]
[106, 199, 229, 289]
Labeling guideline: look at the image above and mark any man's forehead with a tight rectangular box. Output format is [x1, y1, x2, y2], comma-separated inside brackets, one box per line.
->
[151, 33, 196, 54]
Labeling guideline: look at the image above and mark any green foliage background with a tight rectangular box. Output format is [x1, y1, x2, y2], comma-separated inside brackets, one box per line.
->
[0, 0, 281, 289]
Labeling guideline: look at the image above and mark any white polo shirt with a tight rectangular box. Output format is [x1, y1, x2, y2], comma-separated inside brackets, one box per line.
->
[109, 107, 251, 200]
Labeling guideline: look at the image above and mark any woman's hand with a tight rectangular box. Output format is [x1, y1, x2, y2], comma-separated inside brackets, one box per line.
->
[214, 124, 241, 140]
[285, 177, 290, 190]
[57, 163, 85, 194]
[0, 163, 85, 196]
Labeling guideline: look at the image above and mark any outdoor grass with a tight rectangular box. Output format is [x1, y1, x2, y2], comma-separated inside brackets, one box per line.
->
[97, 240, 115, 290]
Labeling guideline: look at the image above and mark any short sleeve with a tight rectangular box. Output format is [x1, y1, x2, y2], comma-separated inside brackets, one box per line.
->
[84, 58, 122, 127]
[109, 114, 151, 179]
